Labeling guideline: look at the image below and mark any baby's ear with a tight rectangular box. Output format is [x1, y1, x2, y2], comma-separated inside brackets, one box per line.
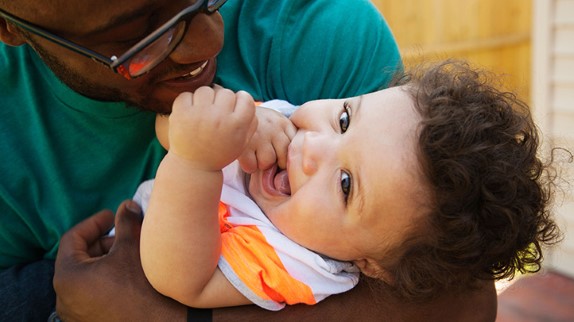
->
[354, 258, 394, 283]
[0, 19, 27, 46]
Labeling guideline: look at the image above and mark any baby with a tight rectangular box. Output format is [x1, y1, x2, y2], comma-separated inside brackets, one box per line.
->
[139, 60, 561, 310]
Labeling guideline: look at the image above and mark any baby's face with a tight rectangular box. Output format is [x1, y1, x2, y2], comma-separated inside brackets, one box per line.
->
[248, 86, 428, 262]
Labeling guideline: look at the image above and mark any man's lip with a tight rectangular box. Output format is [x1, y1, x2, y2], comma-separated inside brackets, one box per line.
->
[186, 60, 208, 77]
[157, 59, 216, 90]
[160, 59, 209, 81]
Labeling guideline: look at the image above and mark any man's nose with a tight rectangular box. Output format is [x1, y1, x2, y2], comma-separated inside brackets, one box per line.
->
[168, 13, 224, 64]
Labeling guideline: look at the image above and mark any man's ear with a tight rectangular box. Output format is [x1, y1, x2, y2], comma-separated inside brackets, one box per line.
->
[0, 18, 28, 46]
[354, 258, 394, 283]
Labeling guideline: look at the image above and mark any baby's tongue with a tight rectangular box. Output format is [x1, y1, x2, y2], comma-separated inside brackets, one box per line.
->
[273, 169, 291, 195]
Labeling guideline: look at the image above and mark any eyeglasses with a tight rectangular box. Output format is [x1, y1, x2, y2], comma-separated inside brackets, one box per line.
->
[0, 0, 227, 80]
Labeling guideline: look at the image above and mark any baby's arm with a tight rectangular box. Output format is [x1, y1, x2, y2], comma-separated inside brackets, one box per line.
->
[141, 86, 257, 307]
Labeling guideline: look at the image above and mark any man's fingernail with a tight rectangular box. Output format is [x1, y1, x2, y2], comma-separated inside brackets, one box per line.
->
[126, 201, 142, 214]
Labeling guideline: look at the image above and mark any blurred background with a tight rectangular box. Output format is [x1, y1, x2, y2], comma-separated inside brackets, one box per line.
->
[371, 0, 574, 320]
[373, 0, 531, 101]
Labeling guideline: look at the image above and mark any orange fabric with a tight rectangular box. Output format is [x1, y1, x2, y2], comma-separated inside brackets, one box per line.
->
[219, 202, 233, 232]
[218, 202, 316, 305]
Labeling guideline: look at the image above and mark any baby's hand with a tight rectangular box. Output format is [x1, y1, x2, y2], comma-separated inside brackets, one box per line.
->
[238, 107, 296, 173]
[168, 86, 258, 171]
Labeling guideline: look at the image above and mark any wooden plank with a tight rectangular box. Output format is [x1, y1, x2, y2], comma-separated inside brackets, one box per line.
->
[552, 85, 574, 112]
[554, 28, 574, 54]
[400, 33, 530, 58]
[533, 0, 554, 145]
[555, 0, 574, 25]
[371, 0, 532, 105]
[543, 112, 574, 141]
[553, 57, 574, 83]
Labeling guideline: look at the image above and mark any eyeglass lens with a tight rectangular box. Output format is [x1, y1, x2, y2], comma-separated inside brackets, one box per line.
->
[122, 0, 226, 78]
[207, 0, 221, 10]
[126, 21, 187, 77]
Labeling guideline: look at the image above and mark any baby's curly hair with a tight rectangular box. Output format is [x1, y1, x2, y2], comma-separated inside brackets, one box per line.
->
[380, 60, 562, 300]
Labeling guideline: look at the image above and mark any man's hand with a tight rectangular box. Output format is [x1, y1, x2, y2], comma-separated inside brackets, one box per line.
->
[53, 200, 185, 321]
[238, 107, 296, 173]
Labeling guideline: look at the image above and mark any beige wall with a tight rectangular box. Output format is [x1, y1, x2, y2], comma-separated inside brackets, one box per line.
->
[372, 0, 532, 102]
[532, 0, 574, 278]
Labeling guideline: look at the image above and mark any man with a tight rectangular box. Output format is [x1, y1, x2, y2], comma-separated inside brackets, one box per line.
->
[0, 0, 496, 320]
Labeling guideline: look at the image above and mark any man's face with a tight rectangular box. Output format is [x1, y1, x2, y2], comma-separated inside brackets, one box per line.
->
[5, 0, 224, 113]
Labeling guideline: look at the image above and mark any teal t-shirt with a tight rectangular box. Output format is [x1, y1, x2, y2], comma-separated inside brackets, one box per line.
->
[0, 0, 401, 267]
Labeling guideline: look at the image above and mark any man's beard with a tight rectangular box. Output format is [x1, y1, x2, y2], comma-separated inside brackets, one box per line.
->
[25, 36, 167, 112]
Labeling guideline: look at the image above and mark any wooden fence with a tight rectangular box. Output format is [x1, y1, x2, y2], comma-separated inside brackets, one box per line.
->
[371, 0, 532, 101]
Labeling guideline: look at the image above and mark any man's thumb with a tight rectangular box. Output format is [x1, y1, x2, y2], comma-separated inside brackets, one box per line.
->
[113, 200, 143, 242]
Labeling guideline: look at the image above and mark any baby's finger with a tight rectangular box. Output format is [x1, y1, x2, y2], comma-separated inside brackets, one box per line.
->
[247, 112, 259, 142]
[234, 91, 256, 119]
[274, 132, 292, 170]
[213, 87, 236, 113]
[284, 120, 297, 141]
[256, 143, 278, 171]
[171, 92, 192, 115]
[232, 92, 258, 143]
[238, 149, 258, 173]
[191, 86, 216, 107]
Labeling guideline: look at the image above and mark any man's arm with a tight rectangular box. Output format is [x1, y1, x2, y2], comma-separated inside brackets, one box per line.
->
[214, 278, 497, 322]
[55, 200, 497, 322]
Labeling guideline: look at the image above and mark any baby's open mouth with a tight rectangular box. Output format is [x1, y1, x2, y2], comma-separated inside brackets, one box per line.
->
[273, 166, 291, 195]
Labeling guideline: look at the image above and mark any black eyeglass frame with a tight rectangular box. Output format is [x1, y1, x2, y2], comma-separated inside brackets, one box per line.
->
[0, 0, 226, 79]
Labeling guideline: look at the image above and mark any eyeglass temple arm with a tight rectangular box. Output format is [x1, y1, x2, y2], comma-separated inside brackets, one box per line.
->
[0, 10, 115, 66]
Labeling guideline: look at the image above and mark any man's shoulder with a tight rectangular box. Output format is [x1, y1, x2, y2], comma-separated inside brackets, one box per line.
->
[217, 0, 398, 103]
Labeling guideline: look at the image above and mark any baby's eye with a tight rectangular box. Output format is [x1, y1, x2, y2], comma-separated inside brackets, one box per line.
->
[339, 102, 351, 133]
[341, 170, 352, 203]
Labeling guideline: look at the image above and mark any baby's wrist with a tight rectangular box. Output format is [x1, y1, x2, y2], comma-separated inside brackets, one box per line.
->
[164, 151, 224, 174]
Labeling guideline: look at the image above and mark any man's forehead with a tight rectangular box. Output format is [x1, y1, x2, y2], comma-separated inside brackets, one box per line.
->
[7, 0, 157, 34]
